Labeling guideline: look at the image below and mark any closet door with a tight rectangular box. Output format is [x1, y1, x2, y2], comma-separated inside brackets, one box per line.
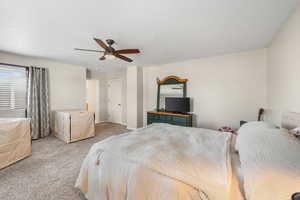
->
[107, 79, 123, 124]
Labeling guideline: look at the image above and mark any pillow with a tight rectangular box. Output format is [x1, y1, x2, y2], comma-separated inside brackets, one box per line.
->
[235, 121, 275, 152]
[238, 128, 300, 200]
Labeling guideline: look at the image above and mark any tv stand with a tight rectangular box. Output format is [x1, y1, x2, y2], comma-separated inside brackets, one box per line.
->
[147, 111, 193, 127]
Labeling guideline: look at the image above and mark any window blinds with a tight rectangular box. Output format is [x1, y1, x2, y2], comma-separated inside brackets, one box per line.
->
[0, 65, 27, 118]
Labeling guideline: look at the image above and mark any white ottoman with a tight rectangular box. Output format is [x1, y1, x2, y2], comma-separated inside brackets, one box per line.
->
[53, 110, 95, 143]
[0, 118, 31, 169]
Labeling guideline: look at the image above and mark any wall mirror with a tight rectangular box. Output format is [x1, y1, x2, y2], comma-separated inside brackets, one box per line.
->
[156, 76, 188, 111]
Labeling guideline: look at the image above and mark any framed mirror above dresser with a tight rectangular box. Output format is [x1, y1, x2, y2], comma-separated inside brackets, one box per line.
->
[147, 76, 193, 127]
[156, 76, 187, 111]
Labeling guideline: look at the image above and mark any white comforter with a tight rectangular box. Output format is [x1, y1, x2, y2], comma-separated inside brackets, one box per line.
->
[237, 128, 300, 200]
[76, 124, 237, 200]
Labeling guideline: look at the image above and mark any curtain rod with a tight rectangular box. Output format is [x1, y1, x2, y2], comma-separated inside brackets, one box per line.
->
[0, 62, 29, 68]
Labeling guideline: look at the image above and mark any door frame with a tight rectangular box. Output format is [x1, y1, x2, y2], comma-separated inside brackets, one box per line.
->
[107, 78, 123, 124]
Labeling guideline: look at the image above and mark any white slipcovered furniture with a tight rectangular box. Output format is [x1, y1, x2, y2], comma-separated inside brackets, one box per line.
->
[0, 118, 32, 169]
[53, 110, 95, 143]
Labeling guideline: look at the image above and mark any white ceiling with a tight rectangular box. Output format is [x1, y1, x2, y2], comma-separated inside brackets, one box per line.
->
[0, 0, 299, 71]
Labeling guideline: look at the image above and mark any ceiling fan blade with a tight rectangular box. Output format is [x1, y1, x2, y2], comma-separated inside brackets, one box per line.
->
[94, 38, 109, 50]
[114, 49, 140, 54]
[100, 56, 106, 60]
[74, 48, 104, 53]
[114, 54, 133, 62]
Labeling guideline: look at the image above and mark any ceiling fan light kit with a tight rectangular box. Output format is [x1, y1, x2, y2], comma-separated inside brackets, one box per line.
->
[105, 54, 115, 60]
[75, 38, 140, 63]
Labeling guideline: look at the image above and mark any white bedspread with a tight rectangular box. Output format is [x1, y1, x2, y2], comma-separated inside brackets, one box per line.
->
[237, 128, 300, 200]
[76, 124, 238, 200]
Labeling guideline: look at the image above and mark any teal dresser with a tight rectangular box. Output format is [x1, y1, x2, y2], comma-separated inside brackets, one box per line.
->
[147, 111, 193, 127]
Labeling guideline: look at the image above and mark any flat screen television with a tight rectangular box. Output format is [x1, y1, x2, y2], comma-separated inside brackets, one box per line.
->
[165, 97, 190, 113]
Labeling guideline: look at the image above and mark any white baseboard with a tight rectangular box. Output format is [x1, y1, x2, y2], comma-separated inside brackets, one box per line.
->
[96, 121, 108, 124]
[98, 120, 127, 126]
[126, 127, 138, 130]
[126, 125, 146, 130]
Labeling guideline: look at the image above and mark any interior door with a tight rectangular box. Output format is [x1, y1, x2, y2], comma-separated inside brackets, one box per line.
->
[107, 79, 122, 124]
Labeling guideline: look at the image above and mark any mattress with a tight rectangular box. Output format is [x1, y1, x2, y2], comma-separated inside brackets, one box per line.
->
[0, 118, 31, 169]
[53, 110, 95, 143]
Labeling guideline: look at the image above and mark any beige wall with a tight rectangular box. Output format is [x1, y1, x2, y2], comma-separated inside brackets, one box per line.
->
[143, 49, 268, 129]
[127, 66, 143, 129]
[137, 68, 144, 128]
[0, 52, 86, 111]
[267, 5, 300, 126]
[88, 70, 127, 124]
[86, 80, 100, 123]
[3, 4, 300, 130]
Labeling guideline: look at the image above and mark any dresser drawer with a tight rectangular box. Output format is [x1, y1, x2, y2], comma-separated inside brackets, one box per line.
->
[173, 116, 187, 123]
[159, 115, 173, 122]
[147, 112, 193, 127]
[148, 113, 158, 119]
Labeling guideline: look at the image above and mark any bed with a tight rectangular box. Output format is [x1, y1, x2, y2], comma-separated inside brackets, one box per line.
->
[236, 112, 300, 200]
[53, 110, 95, 143]
[76, 112, 300, 200]
[76, 123, 244, 200]
[0, 118, 31, 169]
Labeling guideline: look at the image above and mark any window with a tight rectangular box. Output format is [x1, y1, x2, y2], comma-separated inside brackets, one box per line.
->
[0, 65, 27, 118]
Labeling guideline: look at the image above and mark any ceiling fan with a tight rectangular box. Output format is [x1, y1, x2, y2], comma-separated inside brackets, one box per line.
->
[75, 38, 140, 63]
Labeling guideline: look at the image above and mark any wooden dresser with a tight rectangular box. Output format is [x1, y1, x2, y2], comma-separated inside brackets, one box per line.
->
[147, 111, 193, 127]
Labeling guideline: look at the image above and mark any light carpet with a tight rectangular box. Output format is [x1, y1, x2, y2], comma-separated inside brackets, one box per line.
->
[0, 122, 128, 200]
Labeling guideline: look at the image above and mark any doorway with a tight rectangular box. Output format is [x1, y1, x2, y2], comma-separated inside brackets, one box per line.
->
[86, 80, 100, 123]
[107, 79, 123, 124]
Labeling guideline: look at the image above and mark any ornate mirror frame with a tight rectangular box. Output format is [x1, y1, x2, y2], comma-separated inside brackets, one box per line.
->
[156, 76, 188, 111]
